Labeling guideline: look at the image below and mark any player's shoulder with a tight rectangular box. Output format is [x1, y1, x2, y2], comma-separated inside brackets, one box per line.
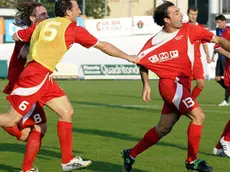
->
[197, 23, 204, 27]
[225, 26, 230, 32]
[182, 23, 196, 29]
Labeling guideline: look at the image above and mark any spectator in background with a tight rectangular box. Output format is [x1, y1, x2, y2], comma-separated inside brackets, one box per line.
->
[212, 14, 229, 106]
[187, 6, 211, 100]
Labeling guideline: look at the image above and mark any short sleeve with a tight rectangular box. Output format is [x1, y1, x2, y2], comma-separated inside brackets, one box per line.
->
[214, 27, 230, 49]
[74, 26, 98, 48]
[188, 24, 214, 44]
[16, 23, 37, 42]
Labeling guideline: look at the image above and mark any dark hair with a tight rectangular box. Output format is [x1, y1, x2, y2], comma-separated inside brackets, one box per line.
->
[55, 0, 75, 17]
[153, 1, 175, 26]
[215, 14, 226, 21]
[187, 6, 198, 14]
[14, 1, 43, 27]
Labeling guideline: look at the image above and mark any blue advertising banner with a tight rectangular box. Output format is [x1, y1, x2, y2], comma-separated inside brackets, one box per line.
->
[4, 19, 20, 43]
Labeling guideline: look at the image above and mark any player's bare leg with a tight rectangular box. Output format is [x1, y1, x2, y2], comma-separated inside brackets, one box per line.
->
[0, 106, 23, 127]
[192, 79, 205, 100]
[46, 95, 92, 171]
[122, 113, 180, 172]
[185, 107, 213, 172]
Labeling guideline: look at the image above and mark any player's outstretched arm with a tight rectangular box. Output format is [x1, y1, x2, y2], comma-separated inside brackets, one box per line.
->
[215, 48, 230, 59]
[212, 36, 230, 52]
[94, 41, 139, 64]
[140, 66, 151, 103]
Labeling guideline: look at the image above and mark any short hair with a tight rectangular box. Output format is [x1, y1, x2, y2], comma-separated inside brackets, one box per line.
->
[14, 1, 43, 27]
[55, 0, 75, 17]
[153, 1, 175, 26]
[215, 14, 226, 21]
[187, 6, 198, 14]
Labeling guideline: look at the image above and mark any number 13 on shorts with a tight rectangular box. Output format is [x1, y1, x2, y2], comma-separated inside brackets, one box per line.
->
[182, 97, 195, 108]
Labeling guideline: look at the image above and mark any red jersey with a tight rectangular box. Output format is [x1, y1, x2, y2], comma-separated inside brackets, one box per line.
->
[138, 23, 214, 79]
[16, 18, 97, 72]
[18, 20, 98, 49]
[194, 23, 207, 58]
[214, 26, 230, 86]
[3, 25, 36, 94]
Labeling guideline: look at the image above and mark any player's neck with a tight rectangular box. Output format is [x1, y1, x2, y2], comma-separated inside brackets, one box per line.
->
[64, 16, 72, 22]
[163, 26, 179, 33]
[189, 20, 196, 24]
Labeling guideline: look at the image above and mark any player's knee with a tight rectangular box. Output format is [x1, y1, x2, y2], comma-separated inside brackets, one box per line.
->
[64, 107, 74, 118]
[34, 123, 47, 134]
[58, 106, 74, 121]
[196, 112, 205, 124]
[197, 81, 205, 89]
[156, 125, 173, 137]
[189, 108, 205, 125]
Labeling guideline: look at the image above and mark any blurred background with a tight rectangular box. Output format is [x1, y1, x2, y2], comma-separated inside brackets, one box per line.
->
[0, 0, 229, 80]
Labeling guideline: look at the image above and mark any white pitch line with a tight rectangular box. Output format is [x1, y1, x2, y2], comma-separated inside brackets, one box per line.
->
[0, 103, 229, 114]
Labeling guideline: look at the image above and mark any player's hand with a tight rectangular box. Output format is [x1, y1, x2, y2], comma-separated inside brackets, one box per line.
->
[19, 45, 30, 59]
[142, 84, 151, 103]
[127, 55, 139, 64]
[20, 127, 31, 142]
[211, 54, 215, 62]
[206, 56, 212, 64]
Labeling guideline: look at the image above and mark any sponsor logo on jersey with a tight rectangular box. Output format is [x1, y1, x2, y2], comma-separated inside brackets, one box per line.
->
[148, 50, 179, 63]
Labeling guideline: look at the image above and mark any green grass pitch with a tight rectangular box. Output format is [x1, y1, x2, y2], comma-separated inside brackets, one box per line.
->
[0, 80, 229, 172]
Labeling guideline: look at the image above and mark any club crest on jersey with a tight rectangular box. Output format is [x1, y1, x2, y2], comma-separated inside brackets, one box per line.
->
[174, 35, 183, 40]
[148, 50, 179, 63]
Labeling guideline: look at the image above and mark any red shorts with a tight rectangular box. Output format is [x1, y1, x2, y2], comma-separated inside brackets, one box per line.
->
[193, 56, 204, 80]
[3, 81, 15, 94]
[19, 102, 46, 129]
[159, 77, 199, 115]
[7, 61, 66, 116]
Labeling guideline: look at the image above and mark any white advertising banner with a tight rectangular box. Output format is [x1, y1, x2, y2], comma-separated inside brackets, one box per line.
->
[133, 16, 162, 35]
[81, 64, 141, 80]
[85, 18, 132, 38]
[51, 62, 79, 79]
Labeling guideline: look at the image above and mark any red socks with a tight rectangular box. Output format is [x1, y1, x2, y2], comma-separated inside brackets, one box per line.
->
[224, 120, 230, 141]
[215, 120, 230, 149]
[22, 130, 43, 171]
[130, 127, 160, 158]
[57, 121, 73, 164]
[3, 125, 22, 140]
[191, 86, 202, 100]
[187, 123, 202, 163]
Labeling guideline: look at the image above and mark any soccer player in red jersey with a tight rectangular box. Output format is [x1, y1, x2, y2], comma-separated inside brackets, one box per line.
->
[2, 2, 49, 172]
[121, 1, 230, 172]
[213, 26, 230, 158]
[187, 7, 211, 100]
[0, 0, 138, 171]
